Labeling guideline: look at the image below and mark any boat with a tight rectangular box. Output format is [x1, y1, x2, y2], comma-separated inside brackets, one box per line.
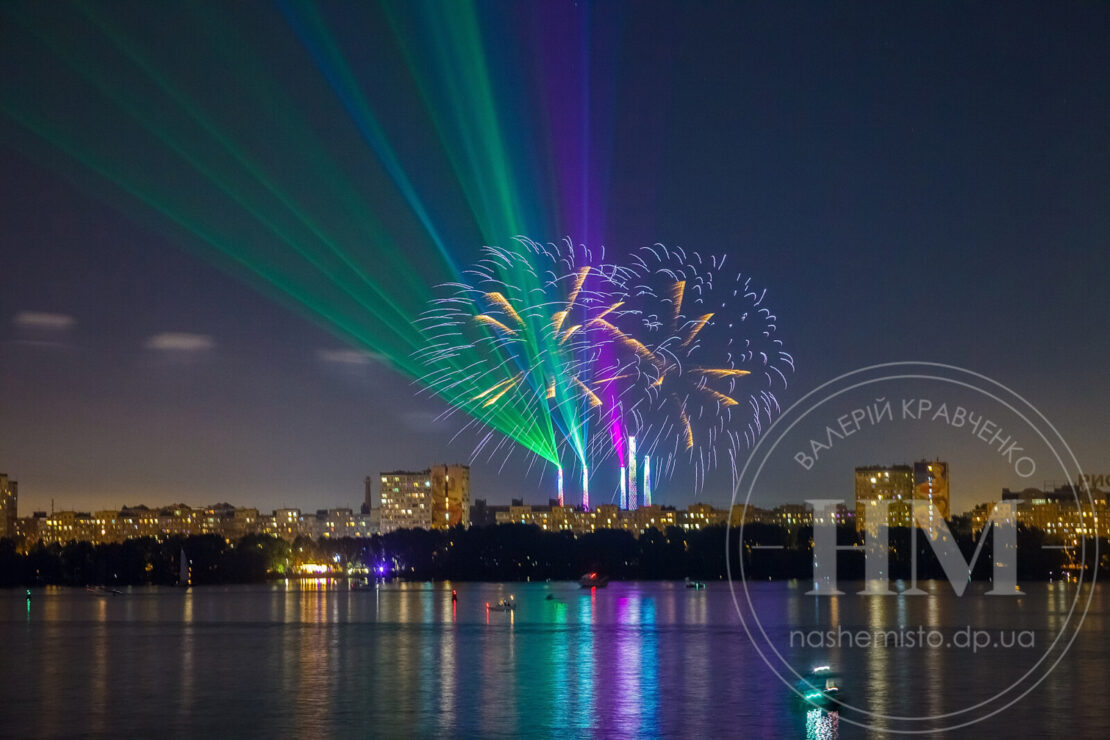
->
[486, 597, 516, 612]
[578, 572, 609, 588]
[684, 577, 706, 590]
[349, 578, 377, 591]
[85, 586, 122, 596]
[795, 665, 844, 710]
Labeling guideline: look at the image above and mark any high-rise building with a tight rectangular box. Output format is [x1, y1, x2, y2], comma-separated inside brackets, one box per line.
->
[430, 463, 470, 528]
[379, 470, 433, 534]
[0, 473, 17, 539]
[913, 459, 950, 525]
[379, 464, 470, 533]
[854, 464, 913, 529]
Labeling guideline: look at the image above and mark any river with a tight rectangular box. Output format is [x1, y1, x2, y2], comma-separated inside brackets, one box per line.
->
[2, 580, 1106, 738]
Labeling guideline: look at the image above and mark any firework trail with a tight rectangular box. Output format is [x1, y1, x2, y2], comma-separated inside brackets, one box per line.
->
[593, 244, 794, 490]
[418, 239, 793, 501]
[417, 237, 628, 504]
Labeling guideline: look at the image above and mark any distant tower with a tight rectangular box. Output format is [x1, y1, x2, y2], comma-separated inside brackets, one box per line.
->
[642, 456, 652, 506]
[619, 465, 628, 509]
[627, 436, 638, 510]
[582, 465, 589, 510]
[361, 476, 374, 514]
[556, 466, 564, 507]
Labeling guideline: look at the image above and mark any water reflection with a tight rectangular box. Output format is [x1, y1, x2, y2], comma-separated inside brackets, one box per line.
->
[865, 590, 890, 717]
[640, 596, 658, 735]
[2, 581, 1107, 737]
[578, 586, 596, 726]
[438, 592, 456, 733]
[613, 594, 642, 733]
[548, 587, 571, 732]
[178, 590, 193, 729]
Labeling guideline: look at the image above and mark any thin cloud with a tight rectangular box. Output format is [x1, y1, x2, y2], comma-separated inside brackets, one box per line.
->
[145, 332, 215, 351]
[317, 348, 379, 365]
[12, 311, 75, 330]
[402, 411, 444, 433]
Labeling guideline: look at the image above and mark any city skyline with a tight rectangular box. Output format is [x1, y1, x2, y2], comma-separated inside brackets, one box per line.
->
[0, 429, 1101, 516]
[3, 1, 1109, 515]
[7, 454, 1102, 540]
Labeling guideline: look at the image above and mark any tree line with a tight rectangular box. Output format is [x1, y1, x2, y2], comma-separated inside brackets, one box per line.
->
[0, 522, 1104, 587]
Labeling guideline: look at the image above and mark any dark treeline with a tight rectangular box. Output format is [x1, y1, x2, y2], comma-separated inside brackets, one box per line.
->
[1, 523, 1105, 587]
[739, 523, 1106, 582]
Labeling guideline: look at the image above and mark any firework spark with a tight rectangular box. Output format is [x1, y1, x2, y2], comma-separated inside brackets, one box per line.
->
[418, 238, 793, 500]
[590, 243, 794, 489]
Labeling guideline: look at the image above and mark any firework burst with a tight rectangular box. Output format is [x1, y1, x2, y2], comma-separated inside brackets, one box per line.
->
[418, 238, 793, 501]
[595, 243, 794, 489]
[417, 237, 628, 503]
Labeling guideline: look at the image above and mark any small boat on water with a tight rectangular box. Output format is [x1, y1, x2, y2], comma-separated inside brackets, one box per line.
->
[579, 572, 609, 588]
[85, 586, 122, 596]
[349, 578, 377, 591]
[795, 665, 844, 710]
[486, 597, 516, 612]
[684, 577, 706, 590]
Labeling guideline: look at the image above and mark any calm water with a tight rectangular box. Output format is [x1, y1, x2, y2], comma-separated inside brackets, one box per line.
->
[2, 581, 1107, 738]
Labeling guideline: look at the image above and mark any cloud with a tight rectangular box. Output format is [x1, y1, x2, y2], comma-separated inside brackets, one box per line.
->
[402, 411, 446, 433]
[12, 311, 75, 330]
[317, 348, 380, 365]
[145, 332, 215, 351]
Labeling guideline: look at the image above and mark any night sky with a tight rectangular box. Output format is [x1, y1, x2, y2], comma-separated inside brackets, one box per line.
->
[2, 1, 1108, 515]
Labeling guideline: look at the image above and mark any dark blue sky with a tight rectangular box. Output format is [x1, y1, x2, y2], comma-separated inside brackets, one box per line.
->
[2, 1, 1108, 514]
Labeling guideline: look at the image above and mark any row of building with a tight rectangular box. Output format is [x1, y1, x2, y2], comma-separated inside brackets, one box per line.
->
[4, 461, 1107, 547]
[471, 498, 854, 534]
[10, 503, 379, 547]
[6, 500, 837, 546]
[969, 486, 1110, 539]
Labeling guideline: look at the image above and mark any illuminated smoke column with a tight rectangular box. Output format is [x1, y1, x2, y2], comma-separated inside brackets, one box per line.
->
[582, 465, 590, 510]
[557, 466, 564, 507]
[619, 465, 627, 509]
[642, 455, 652, 506]
[627, 436, 638, 510]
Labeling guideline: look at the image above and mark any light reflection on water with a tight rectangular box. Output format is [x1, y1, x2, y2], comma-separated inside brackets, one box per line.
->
[2, 581, 1108, 738]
